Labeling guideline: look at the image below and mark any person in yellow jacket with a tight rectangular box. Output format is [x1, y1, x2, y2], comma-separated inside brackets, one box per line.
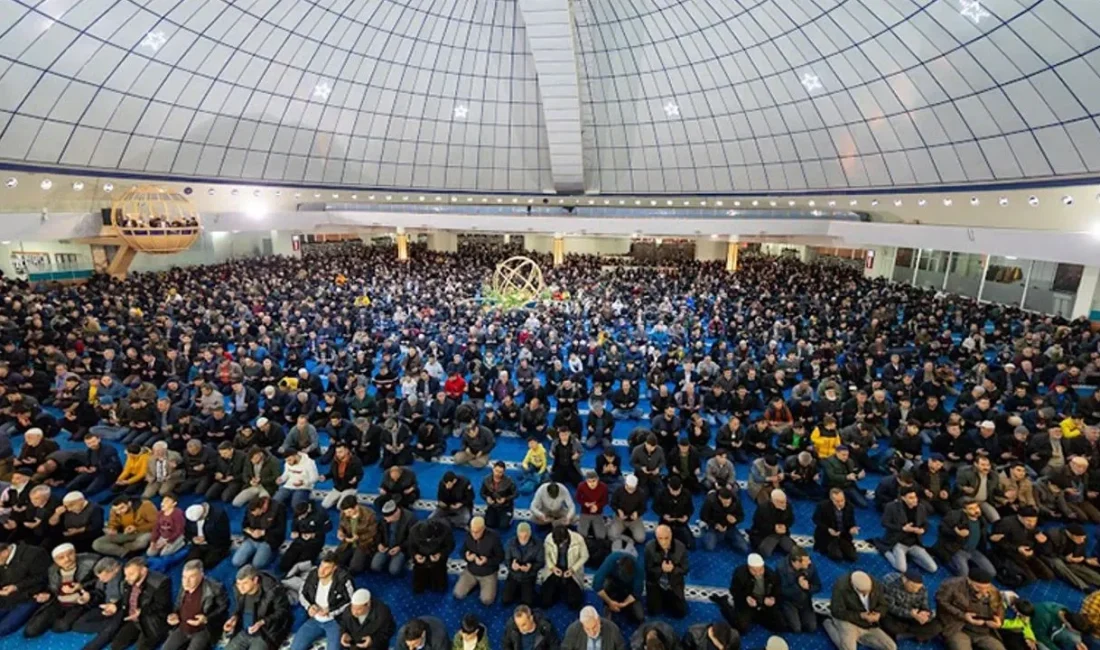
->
[1061, 416, 1084, 439]
[518, 438, 548, 495]
[92, 495, 158, 556]
[113, 444, 151, 495]
[811, 415, 842, 459]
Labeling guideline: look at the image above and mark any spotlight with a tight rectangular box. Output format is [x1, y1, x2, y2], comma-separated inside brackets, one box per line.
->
[1028, 195, 1039, 206]
[72, 181, 85, 191]
[4, 178, 16, 188]
[1063, 195, 1074, 206]
[998, 197, 1008, 206]
[40, 179, 52, 190]
[970, 197, 979, 206]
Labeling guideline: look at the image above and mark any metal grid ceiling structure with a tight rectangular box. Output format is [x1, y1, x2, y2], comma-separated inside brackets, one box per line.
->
[0, 0, 552, 191]
[0, 0, 1098, 194]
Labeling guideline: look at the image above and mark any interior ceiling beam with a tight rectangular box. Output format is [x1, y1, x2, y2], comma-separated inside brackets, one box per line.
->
[517, 0, 585, 193]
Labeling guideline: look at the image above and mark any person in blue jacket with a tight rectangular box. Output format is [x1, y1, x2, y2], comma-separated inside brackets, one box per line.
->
[593, 551, 645, 624]
[67, 431, 121, 498]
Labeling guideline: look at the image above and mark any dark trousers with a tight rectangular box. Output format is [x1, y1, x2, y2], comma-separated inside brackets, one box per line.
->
[335, 544, 369, 574]
[205, 480, 243, 503]
[111, 619, 166, 650]
[412, 561, 448, 593]
[645, 582, 687, 618]
[817, 536, 858, 562]
[24, 601, 88, 637]
[484, 505, 513, 530]
[280, 538, 326, 573]
[882, 614, 943, 642]
[178, 477, 213, 496]
[184, 545, 229, 571]
[74, 610, 123, 650]
[755, 534, 795, 558]
[163, 626, 214, 650]
[668, 522, 696, 550]
[500, 577, 537, 607]
[540, 575, 583, 610]
[715, 596, 784, 635]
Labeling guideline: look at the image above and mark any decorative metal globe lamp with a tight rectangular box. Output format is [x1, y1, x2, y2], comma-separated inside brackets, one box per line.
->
[485, 255, 546, 309]
[111, 185, 202, 253]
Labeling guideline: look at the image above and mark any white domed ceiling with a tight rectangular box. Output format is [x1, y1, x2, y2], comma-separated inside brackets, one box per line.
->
[0, 0, 1097, 195]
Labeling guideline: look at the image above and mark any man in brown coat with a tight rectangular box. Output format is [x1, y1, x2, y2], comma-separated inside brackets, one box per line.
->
[336, 495, 377, 574]
[935, 567, 1006, 650]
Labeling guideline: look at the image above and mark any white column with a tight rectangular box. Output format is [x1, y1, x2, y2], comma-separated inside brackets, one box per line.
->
[1072, 265, 1100, 319]
[911, 248, 922, 286]
[942, 252, 953, 291]
[270, 230, 300, 258]
[864, 246, 896, 280]
[1020, 259, 1035, 309]
[694, 237, 725, 262]
[977, 254, 991, 302]
[426, 231, 458, 253]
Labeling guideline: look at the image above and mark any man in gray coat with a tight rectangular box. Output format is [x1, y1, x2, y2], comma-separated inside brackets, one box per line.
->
[562, 606, 627, 650]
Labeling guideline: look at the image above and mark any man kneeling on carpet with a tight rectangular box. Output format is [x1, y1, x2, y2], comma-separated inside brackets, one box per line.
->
[223, 564, 291, 650]
[23, 542, 98, 638]
[163, 560, 228, 650]
[290, 551, 355, 650]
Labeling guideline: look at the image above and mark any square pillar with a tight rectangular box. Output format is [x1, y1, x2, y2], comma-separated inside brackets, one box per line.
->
[552, 233, 564, 267]
[1072, 266, 1100, 320]
[727, 239, 739, 272]
[396, 228, 408, 262]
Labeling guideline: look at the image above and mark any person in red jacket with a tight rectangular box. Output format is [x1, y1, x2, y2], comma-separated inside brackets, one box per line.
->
[576, 470, 609, 540]
[147, 493, 185, 557]
[444, 371, 467, 401]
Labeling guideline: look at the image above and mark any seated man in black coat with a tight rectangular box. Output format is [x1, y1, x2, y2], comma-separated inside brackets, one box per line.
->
[813, 488, 859, 562]
[749, 489, 794, 557]
[223, 564, 291, 650]
[183, 503, 232, 570]
[711, 553, 783, 634]
[163, 560, 228, 650]
[111, 558, 172, 650]
[0, 541, 49, 635]
[339, 588, 396, 650]
[644, 524, 689, 618]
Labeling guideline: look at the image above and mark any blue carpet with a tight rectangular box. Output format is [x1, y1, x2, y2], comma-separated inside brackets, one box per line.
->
[5, 386, 1089, 650]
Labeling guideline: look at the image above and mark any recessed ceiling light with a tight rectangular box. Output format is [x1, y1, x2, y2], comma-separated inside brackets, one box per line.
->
[1028, 195, 1039, 206]
[870, 199, 879, 207]
[253, 189, 261, 197]
[294, 192, 301, 199]
[618, 200, 625, 205]
[711, 234, 719, 240]
[682, 201, 690, 206]
[894, 199, 902, 207]
[72, 181, 84, 191]
[788, 200, 796, 207]
[998, 197, 1008, 206]
[386, 195, 393, 201]
[467, 197, 473, 202]
[650, 201, 657, 206]
[828, 200, 836, 207]
[5, 178, 17, 189]
[699, 201, 707, 206]
[666, 200, 673, 206]
[497, 198, 503, 204]
[808, 200, 815, 207]
[769, 201, 777, 207]
[943, 198, 953, 206]
[481, 198, 488, 203]
[716, 201, 723, 207]
[634, 200, 641, 205]
[40, 179, 52, 190]
[751, 201, 758, 207]
[420, 196, 426, 202]
[103, 183, 114, 192]
[208, 188, 215, 196]
[351, 194, 357, 199]
[332, 193, 339, 199]
[970, 197, 980, 206]
[513, 198, 519, 204]
[918, 199, 926, 206]
[849, 199, 858, 206]
[1063, 195, 1074, 206]
[274, 190, 281, 197]
[368, 195, 375, 200]
[231, 189, 239, 196]
[402, 196, 409, 201]
[451, 197, 457, 202]
[314, 193, 321, 199]
[436, 197, 443, 202]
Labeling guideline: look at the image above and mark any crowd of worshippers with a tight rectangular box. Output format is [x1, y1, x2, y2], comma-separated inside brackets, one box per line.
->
[0, 243, 1099, 650]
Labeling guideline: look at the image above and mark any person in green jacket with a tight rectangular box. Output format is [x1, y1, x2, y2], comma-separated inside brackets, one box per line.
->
[452, 613, 491, 650]
[1031, 601, 1091, 650]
